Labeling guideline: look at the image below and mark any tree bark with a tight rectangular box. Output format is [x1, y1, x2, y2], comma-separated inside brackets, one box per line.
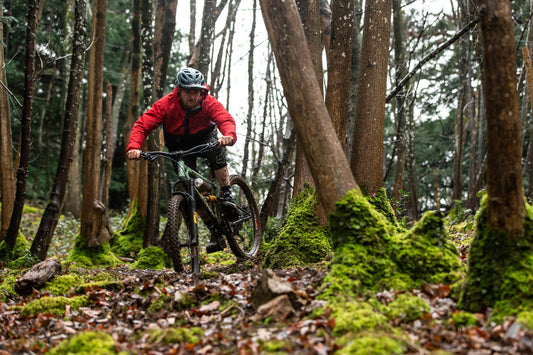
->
[325, 0, 354, 150]
[293, 0, 323, 193]
[478, 0, 525, 237]
[349, 0, 392, 196]
[241, 0, 257, 179]
[0, 0, 16, 240]
[80, 0, 111, 246]
[31, 0, 87, 260]
[259, 0, 358, 214]
[5, 0, 40, 249]
[124, 0, 142, 209]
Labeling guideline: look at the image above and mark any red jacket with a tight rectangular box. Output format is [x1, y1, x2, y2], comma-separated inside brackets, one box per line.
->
[127, 86, 237, 151]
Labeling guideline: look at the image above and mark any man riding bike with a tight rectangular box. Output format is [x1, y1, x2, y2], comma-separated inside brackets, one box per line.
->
[126, 67, 237, 253]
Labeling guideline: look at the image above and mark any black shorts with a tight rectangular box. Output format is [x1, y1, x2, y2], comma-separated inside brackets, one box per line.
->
[164, 124, 227, 171]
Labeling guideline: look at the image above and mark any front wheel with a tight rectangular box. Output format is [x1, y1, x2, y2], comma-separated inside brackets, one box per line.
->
[164, 194, 200, 273]
[225, 175, 262, 260]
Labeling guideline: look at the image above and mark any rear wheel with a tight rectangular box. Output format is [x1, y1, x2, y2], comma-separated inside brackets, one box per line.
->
[165, 194, 200, 273]
[225, 175, 262, 260]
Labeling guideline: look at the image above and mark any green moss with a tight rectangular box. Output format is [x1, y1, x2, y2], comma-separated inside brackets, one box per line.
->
[147, 293, 173, 313]
[395, 211, 465, 286]
[331, 301, 390, 337]
[48, 331, 125, 355]
[0, 273, 18, 301]
[147, 327, 202, 345]
[260, 339, 288, 353]
[367, 188, 402, 230]
[338, 335, 406, 355]
[0, 232, 39, 268]
[459, 196, 533, 320]
[46, 274, 83, 295]
[516, 310, 533, 329]
[386, 294, 430, 323]
[451, 311, 478, 328]
[262, 187, 332, 269]
[323, 190, 464, 300]
[21, 295, 91, 317]
[111, 201, 145, 258]
[67, 234, 121, 267]
[130, 246, 170, 270]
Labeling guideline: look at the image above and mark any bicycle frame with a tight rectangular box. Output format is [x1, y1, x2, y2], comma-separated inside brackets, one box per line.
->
[141, 143, 231, 247]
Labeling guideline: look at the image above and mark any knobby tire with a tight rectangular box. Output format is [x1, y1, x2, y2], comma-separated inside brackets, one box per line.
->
[225, 175, 262, 260]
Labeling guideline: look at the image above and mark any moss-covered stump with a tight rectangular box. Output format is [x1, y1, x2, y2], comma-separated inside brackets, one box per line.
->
[323, 190, 464, 300]
[67, 234, 121, 268]
[111, 200, 145, 259]
[262, 187, 332, 269]
[459, 196, 533, 323]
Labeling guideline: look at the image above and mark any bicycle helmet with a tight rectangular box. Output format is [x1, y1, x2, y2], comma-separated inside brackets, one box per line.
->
[175, 67, 207, 90]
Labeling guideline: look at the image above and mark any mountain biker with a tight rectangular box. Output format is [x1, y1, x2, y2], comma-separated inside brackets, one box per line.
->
[126, 67, 237, 253]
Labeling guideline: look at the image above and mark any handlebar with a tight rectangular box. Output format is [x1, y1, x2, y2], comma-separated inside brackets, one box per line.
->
[140, 141, 219, 163]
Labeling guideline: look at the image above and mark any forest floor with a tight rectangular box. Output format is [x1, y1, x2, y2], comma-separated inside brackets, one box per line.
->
[1, 210, 533, 354]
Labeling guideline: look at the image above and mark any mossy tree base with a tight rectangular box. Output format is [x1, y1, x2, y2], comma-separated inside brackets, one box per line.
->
[324, 189, 464, 301]
[459, 196, 533, 323]
[111, 200, 146, 259]
[262, 187, 332, 269]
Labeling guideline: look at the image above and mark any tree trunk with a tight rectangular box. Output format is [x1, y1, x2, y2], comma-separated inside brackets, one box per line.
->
[293, 0, 324, 193]
[141, 0, 160, 248]
[478, 0, 525, 238]
[124, 0, 142, 208]
[0, 0, 16, 240]
[5, 0, 40, 249]
[154, 0, 177, 99]
[259, 0, 358, 215]
[325, 0, 354, 150]
[195, 0, 228, 74]
[346, 0, 362, 157]
[349, 0, 392, 196]
[241, 0, 257, 179]
[406, 100, 419, 222]
[80, 0, 111, 246]
[101, 81, 114, 206]
[390, 0, 407, 206]
[30, 0, 87, 260]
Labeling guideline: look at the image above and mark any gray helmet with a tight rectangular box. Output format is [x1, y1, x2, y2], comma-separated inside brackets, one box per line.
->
[175, 67, 207, 90]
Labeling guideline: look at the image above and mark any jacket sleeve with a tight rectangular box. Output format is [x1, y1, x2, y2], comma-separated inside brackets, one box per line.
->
[205, 97, 237, 144]
[126, 99, 167, 151]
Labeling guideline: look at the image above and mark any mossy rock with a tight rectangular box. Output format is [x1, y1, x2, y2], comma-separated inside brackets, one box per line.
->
[459, 196, 533, 322]
[67, 234, 121, 268]
[48, 331, 126, 355]
[262, 187, 332, 269]
[111, 200, 145, 258]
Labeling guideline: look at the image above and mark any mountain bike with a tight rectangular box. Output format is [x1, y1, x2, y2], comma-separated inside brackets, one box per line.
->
[140, 142, 262, 273]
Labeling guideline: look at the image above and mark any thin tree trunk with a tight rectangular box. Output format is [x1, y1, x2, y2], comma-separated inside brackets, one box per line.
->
[406, 100, 419, 222]
[390, 0, 407, 206]
[101, 81, 113, 206]
[260, 0, 358, 214]
[5, 0, 39, 249]
[124, 0, 142, 209]
[241, 0, 256, 179]
[0, 0, 16, 240]
[31, 0, 87, 260]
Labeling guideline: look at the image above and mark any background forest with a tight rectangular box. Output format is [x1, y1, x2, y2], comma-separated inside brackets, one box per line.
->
[3, 0, 530, 234]
[1, 0, 533, 253]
